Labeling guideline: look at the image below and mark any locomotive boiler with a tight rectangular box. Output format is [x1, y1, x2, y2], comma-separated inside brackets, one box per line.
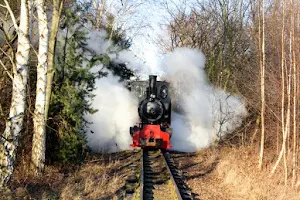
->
[130, 75, 172, 149]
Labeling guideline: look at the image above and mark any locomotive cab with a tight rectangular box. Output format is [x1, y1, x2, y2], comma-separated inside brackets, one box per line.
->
[129, 75, 172, 149]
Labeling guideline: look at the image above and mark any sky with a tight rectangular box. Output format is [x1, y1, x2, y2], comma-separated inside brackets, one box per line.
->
[104, 0, 188, 76]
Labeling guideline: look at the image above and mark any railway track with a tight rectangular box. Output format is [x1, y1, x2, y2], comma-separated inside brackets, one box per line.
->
[140, 149, 193, 200]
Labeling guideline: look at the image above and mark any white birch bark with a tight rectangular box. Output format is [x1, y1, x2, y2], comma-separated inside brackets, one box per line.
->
[271, 0, 286, 175]
[31, 0, 48, 174]
[0, 0, 30, 187]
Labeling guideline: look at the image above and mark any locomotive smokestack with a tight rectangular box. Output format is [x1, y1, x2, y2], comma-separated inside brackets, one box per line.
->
[149, 75, 157, 96]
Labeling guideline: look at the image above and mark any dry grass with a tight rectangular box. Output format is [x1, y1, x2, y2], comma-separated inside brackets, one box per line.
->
[1, 150, 141, 200]
[3, 143, 300, 199]
[60, 160, 124, 199]
[173, 145, 300, 200]
[216, 146, 300, 200]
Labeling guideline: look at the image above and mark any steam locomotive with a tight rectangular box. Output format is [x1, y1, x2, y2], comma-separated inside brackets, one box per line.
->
[130, 75, 172, 149]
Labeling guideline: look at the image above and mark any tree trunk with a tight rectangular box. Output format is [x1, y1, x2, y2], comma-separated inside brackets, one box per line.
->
[0, 0, 30, 187]
[31, 0, 49, 175]
[92, 0, 107, 28]
[284, 55, 291, 185]
[271, 0, 286, 175]
[291, 0, 297, 187]
[44, 0, 64, 120]
[258, 0, 266, 170]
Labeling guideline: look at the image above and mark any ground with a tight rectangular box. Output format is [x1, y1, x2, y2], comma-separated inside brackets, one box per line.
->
[1, 150, 141, 200]
[1, 145, 300, 199]
[172, 145, 300, 200]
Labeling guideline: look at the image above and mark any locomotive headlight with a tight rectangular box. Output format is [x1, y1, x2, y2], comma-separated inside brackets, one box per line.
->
[160, 86, 168, 99]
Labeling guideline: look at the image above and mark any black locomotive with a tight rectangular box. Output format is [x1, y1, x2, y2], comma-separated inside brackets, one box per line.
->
[130, 75, 172, 149]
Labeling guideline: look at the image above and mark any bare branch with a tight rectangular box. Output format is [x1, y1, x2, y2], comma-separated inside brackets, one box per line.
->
[3, 0, 19, 31]
[30, 43, 38, 57]
[0, 104, 4, 116]
[0, 27, 17, 74]
[0, 43, 16, 71]
[0, 60, 13, 80]
[0, 25, 17, 51]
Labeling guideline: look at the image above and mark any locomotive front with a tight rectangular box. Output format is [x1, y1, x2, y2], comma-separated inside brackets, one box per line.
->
[130, 75, 172, 149]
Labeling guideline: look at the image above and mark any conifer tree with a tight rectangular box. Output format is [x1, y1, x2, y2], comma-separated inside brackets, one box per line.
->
[46, 4, 134, 163]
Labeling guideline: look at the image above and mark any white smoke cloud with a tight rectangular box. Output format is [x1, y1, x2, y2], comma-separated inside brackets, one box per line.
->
[85, 29, 145, 76]
[160, 48, 247, 152]
[85, 73, 139, 152]
[83, 28, 142, 153]
[86, 30, 113, 54]
[83, 27, 247, 153]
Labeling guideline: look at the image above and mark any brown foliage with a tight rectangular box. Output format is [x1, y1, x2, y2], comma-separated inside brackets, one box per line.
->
[161, 0, 300, 186]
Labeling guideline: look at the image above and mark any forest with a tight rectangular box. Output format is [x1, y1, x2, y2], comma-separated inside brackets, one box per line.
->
[0, 0, 300, 199]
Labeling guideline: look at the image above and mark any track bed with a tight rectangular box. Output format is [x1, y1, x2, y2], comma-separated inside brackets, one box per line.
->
[140, 149, 193, 200]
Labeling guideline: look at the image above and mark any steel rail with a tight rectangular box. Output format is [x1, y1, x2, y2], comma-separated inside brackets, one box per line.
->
[140, 149, 144, 200]
[162, 151, 193, 200]
[161, 151, 183, 200]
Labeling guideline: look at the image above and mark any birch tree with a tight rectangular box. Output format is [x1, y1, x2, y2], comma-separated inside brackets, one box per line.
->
[31, 0, 49, 175]
[271, 0, 287, 176]
[0, 0, 31, 187]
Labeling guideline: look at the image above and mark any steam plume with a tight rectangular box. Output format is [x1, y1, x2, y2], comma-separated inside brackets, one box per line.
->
[85, 74, 138, 152]
[84, 32, 247, 153]
[84, 29, 141, 153]
[161, 48, 247, 152]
